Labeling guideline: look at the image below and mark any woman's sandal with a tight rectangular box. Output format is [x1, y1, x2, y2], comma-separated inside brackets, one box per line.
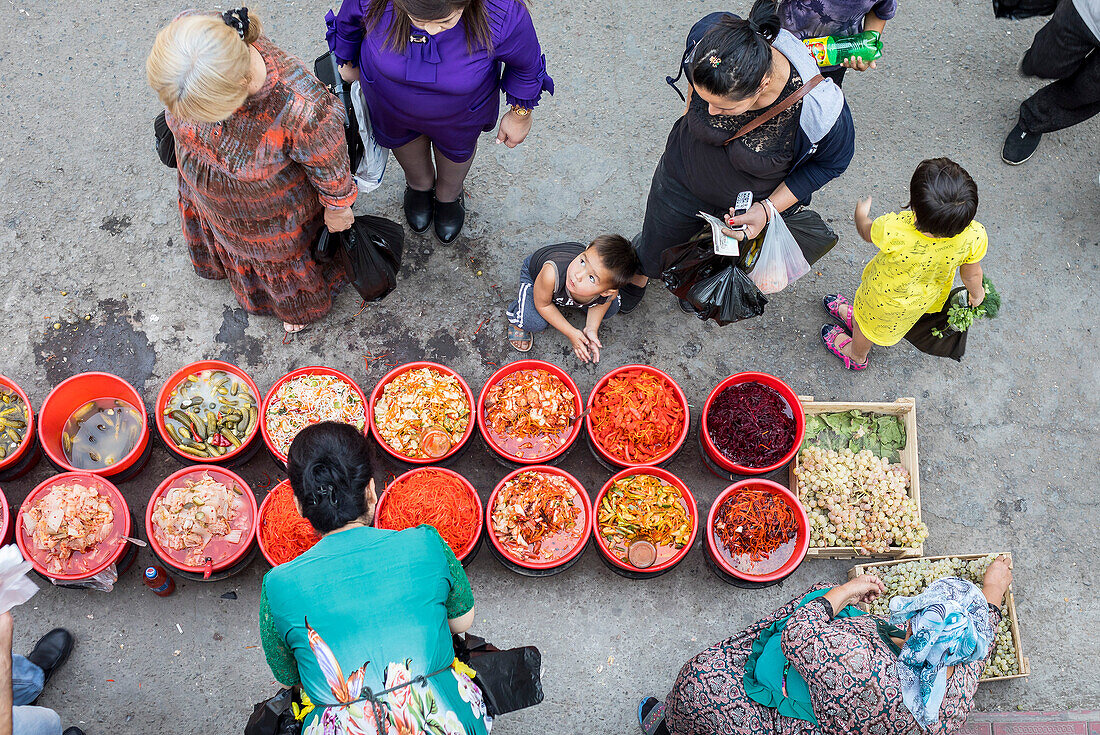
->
[508, 324, 533, 353]
[638, 697, 670, 735]
[821, 324, 868, 371]
[822, 293, 854, 332]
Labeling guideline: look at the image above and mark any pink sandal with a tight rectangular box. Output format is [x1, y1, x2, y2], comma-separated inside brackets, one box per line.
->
[822, 294, 854, 332]
[821, 325, 868, 371]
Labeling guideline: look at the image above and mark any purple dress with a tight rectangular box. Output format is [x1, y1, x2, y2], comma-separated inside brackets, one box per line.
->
[326, 0, 553, 161]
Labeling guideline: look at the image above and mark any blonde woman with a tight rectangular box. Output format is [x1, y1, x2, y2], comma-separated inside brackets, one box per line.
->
[148, 8, 356, 333]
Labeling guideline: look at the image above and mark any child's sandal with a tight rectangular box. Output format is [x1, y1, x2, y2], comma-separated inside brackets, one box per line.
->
[508, 324, 533, 353]
[821, 324, 868, 371]
[822, 294, 854, 332]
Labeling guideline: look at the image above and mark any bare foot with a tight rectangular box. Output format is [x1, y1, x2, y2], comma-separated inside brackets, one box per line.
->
[283, 322, 307, 334]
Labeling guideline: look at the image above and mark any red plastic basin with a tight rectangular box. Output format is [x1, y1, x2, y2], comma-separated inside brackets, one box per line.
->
[592, 466, 698, 575]
[477, 360, 583, 465]
[0, 374, 37, 475]
[0, 486, 11, 546]
[375, 467, 482, 562]
[705, 479, 809, 584]
[16, 472, 132, 581]
[369, 362, 475, 465]
[485, 466, 592, 571]
[37, 373, 149, 478]
[145, 466, 257, 576]
[700, 371, 805, 475]
[261, 366, 368, 464]
[155, 360, 262, 464]
[585, 365, 689, 469]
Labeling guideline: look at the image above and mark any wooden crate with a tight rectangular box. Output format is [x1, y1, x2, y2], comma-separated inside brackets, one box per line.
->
[848, 553, 1030, 682]
[791, 397, 923, 559]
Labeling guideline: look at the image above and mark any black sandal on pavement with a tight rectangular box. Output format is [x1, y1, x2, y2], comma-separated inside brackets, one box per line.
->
[508, 324, 532, 353]
[638, 696, 670, 735]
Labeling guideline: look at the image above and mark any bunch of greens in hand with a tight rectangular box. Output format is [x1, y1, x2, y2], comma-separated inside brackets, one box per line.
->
[802, 410, 906, 462]
[933, 277, 1001, 338]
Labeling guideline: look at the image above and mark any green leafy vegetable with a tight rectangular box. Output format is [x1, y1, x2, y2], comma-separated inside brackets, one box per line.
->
[934, 276, 1002, 338]
[801, 409, 906, 461]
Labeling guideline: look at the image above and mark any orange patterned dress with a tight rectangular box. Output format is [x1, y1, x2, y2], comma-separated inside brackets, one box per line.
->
[166, 37, 356, 325]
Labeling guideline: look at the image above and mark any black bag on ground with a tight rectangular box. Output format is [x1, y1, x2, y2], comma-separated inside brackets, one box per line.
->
[313, 51, 364, 173]
[660, 228, 768, 325]
[315, 215, 404, 302]
[154, 111, 177, 169]
[244, 688, 301, 735]
[992, 0, 1056, 19]
[453, 634, 544, 717]
[903, 286, 969, 361]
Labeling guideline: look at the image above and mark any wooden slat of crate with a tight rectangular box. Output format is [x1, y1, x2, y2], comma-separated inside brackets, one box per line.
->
[847, 552, 1029, 682]
[791, 396, 923, 559]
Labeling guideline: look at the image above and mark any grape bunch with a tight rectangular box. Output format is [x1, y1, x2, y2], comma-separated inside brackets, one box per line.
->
[796, 446, 927, 553]
[867, 554, 1020, 679]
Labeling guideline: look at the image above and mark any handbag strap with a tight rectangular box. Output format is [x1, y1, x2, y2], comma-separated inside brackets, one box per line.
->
[724, 74, 824, 144]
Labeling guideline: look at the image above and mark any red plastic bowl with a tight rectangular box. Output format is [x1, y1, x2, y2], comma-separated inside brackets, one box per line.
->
[585, 365, 690, 469]
[155, 360, 262, 464]
[369, 362, 476, 465]
[256, 480, 303, 567]
[145, 466, 257, 575]
[592, 466, 698, 575]
[16, 472, 131, 581]
[37, 373, 149, 478]
[261, 366, 368, 464]
[0, 374, 36, 474]
[477, 360, 583, 465]
[485, 466, 592, 571]
[0, 486, 11, 546]
[706, 479, 809, 584]
[375, 467, 482, 562]
[700, 372, 806, 475]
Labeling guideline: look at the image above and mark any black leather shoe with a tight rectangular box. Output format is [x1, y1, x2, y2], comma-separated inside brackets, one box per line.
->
[403, 186, 434, 233]
[63, 728, 86, 735]
[433, 192, 466, 244]
[27, 628, 74, 690]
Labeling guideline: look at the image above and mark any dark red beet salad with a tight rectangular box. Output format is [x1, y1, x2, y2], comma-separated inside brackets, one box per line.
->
[706, 382, 796, 468]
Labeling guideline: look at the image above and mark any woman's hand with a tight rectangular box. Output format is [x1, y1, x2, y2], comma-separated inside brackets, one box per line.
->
[496, 110, 533, 148]
[840, 57, 877, 71]
[338, 63, 360, 84]
[968, 287, 986, 308]
[722, 201, 768, 241]
[844, 574, 886, 605]
[982, 555, 1013, 607]
[324, 206, 355, 233]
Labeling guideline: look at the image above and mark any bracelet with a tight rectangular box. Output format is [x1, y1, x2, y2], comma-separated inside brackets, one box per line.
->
[510, 104, 532, 117]
[759, 199, 772, 225]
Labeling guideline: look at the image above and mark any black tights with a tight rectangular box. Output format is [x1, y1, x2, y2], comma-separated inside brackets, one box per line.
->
[392, 135, 475, 202]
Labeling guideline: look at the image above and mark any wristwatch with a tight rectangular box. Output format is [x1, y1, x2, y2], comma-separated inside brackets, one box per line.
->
[510, 104, 532, 117]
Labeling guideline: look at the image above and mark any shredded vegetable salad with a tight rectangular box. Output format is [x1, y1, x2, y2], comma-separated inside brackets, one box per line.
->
[265, 374, 365, 456]
[491, 471, 583, 562]
[598, 474, 692, 564]
[590, 369, 685, 464]
[374, 368, 471, 459]
[152, 473, 245, 566]
[24, 483, 114, 575]
[484, 370, 576, 459]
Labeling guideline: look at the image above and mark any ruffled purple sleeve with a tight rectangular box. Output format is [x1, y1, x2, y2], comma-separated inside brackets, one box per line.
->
[492, 0, 554, 108]
[325, 0, 366, 67]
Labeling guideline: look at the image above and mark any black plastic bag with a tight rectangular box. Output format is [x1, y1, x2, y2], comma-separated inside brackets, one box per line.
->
[244, 688, 300, 735]
[660, 231, 724, 298]
[686, 262, 768, 325]
[904, 286, 968, 361]
[313, 51, 364, 174]
[154, 111, 176, 169]
[992, 0, 1056, 18]
[453, 634, 544, 717]
[315, 215, 404, 302]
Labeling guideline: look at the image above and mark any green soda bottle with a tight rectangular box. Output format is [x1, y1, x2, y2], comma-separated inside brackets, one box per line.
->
[803, 30, 883, 67]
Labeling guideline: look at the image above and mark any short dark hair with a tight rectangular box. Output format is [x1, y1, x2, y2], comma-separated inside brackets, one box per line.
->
[906, 158, 979, 238]
[690, 0, 781, 101]
[589, 234, 638, 288]
[286, 422, 373, 534]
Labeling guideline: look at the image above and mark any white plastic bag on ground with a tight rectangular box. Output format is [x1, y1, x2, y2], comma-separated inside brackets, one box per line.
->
[749, 200, 810, 294]
[0, 544, 38, 613]
[350, 81, 388, 194]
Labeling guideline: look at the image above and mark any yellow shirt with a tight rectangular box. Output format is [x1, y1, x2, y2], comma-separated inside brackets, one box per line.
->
[854, 212, 987, 346]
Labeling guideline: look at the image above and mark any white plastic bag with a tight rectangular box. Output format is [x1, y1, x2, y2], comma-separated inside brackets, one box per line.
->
[0, 545, 38, 613]
[749, 200, 810, 294]
[349, 81, 388, 194]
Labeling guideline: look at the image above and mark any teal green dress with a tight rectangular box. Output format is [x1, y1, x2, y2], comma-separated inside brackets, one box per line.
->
[259, 524, 488, 735]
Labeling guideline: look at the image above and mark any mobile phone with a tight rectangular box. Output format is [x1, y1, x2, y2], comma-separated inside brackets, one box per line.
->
[726, 191, 753, 232]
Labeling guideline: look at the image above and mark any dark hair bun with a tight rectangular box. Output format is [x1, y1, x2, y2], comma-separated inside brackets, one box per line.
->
[287, 422, 374, 534]
[747, 0, 780, 42]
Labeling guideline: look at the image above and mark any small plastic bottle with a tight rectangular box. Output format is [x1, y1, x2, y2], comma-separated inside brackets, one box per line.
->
[803, 31, 883, 67]
[144, 565, 175, 596]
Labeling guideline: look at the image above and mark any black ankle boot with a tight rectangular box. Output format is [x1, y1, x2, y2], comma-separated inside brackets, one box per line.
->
[403, 186, 434, 233]
[433, 192, 466, 244]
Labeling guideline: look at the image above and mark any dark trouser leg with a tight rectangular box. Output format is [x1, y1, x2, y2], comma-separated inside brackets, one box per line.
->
[633, 160, 713, 279]
[1019, 0, 1100, 133]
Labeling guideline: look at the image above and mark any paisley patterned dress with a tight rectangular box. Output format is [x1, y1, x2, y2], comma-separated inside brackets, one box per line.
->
[664, 584, 1000, 735]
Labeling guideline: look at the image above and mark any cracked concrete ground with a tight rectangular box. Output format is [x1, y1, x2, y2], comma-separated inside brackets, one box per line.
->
[0, 0, 1097, 732]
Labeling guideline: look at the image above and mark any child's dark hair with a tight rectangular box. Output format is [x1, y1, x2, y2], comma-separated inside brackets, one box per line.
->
[589, 234, 639, 288]
[906, 158, 979, 238]
[287, 421, 373, 534]
[690, 0, 781, 101]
